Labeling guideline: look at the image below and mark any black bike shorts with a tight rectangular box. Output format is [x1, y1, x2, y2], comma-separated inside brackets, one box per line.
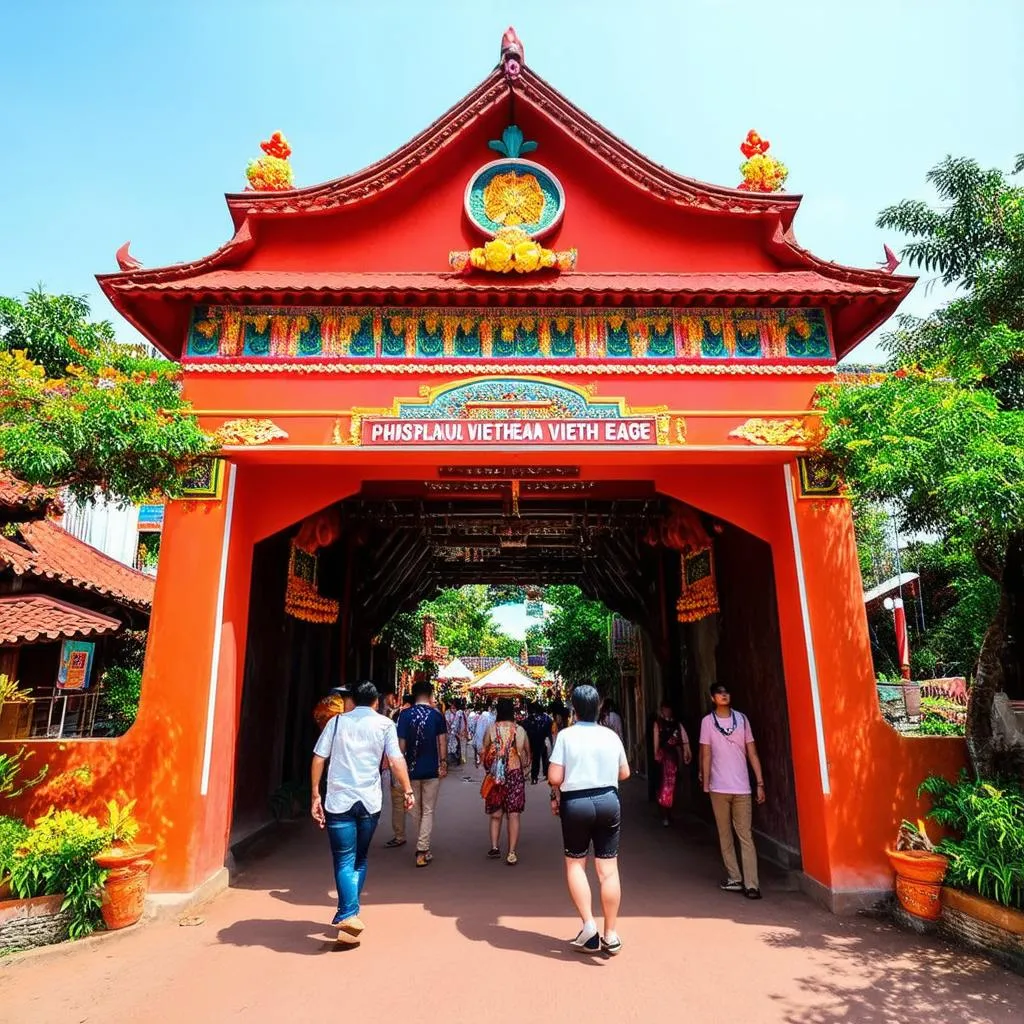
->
[559, 786, 621, 859]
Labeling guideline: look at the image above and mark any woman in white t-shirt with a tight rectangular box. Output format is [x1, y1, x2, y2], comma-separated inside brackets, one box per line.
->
[547, 684, 630, 957]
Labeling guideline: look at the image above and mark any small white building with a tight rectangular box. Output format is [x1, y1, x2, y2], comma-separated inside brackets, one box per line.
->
[61, 493, 163, 575]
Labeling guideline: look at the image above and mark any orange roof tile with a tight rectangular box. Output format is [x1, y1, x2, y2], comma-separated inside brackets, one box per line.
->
[0, 520, 154, 611]
[0, 595, 122, 646]
[0, 472, 63, 521]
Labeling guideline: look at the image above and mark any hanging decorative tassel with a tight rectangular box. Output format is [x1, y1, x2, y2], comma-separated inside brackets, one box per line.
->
[284, 542, 340, 624]
[676, 546, 720, 623]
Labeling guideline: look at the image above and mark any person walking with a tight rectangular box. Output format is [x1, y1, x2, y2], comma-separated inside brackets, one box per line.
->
[524, 701, 553, 785]
[599, 698, 624, 741]
[396, 680, 448, 867]
[311, 681, 414, 944]
[472, 701, 496, 768]
[481, 698, 530, 865]
[446, 700, 470, 766]
[547, 684, 630, 957]
[466, 704, 481, 764]
[699, 682, 765, 900]
[652, 701, 692, 827]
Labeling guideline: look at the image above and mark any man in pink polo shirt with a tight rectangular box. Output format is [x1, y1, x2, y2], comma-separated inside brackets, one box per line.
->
[699, 682, 766, 899]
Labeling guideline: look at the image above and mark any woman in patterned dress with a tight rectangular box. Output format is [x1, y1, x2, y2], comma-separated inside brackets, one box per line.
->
[481, 698, 531, 865]
[653, 701, 691, 827]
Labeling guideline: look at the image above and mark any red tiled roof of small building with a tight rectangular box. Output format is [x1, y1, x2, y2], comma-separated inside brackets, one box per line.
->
[0, 520, 155, 611]
[0, 594, 122, 645]
[0, 472, 63, 523]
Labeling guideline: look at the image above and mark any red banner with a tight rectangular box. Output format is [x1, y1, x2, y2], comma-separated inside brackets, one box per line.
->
[361, 417, 659, 447]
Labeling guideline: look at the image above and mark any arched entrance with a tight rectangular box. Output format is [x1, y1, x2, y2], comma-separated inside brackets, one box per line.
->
[230, 477, 802, 874]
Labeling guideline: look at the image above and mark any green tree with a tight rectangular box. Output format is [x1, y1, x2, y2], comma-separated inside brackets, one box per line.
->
[525, 623, 546, 655]
[910, 540, 1000, 680]
[380, 586, 523, 664]
[0, 289, 215, 503]
[820, 153, 1024, 778]
[422, 585, 495, 657]
[543, 585, 616, 687]
[482, 632, 524, 660]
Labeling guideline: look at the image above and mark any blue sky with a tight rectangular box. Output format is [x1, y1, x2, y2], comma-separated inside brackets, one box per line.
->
[1, 1, 1020, 361]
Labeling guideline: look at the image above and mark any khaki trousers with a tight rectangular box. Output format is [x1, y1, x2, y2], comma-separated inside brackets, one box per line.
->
[390, 779, 407, 842]
[710, 791, 759, 889]
[410, 777, 441, 853]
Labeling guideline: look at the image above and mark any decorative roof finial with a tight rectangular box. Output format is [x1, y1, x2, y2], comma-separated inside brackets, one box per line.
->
[500, 26, 524, 80]
[736, 130, 788, 193]
[115, 241, 143, 271]
[245, 132, 294, 192]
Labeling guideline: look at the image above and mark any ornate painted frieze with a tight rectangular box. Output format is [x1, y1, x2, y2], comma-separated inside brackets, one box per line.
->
[185, 306, 832, 361]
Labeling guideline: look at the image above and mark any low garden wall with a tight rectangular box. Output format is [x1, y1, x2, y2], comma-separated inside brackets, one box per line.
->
[0, 894, 70, 952]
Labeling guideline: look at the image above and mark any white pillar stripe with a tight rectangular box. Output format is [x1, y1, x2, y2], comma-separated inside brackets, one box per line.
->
[200, 463, 237, 797]
[784, 463, 831, 794]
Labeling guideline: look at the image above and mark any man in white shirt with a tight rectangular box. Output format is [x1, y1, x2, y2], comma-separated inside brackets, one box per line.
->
[312, 680, 414, 943]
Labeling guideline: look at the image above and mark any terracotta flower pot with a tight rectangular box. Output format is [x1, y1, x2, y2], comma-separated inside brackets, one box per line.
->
[886, 848, 949, 921]
[94, 844, 156, 931]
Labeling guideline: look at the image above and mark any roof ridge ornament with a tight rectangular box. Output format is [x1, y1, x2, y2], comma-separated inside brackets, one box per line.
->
[245, 132, 294, 192]
[737, 130, 788, 193]
[488, 125, 537, 159]
[500, 27, 524, 80]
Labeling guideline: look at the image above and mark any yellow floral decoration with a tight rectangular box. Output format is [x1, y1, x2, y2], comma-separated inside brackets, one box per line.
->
[482, 171, 546, 226]
[450, 227, 577, 275]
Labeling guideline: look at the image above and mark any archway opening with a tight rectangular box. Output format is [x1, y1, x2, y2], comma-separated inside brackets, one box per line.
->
[231, 476, 801, 872]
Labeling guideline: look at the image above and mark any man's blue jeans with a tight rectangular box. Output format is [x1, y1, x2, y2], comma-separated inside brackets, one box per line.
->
[325, 802, 381, 923]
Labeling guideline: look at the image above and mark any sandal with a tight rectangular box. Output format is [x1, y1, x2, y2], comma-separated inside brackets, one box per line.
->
[415, 851, 432, 868]
[487, 847, 501, 859]
[384, 838, 406, 848]
[506, 851, 518, 866]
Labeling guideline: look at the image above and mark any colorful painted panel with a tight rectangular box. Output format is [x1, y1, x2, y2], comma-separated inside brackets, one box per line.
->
[186, 306, 832, 361]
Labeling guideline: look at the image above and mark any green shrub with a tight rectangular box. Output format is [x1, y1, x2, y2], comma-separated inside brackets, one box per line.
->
[917, 713, 965, 737]
[8, 810, 109, 937]
[919, 772, 1024, 910]
[0, 815, 28, 875]
[98, 665, 142, 734]
[0, 745, 47, 800]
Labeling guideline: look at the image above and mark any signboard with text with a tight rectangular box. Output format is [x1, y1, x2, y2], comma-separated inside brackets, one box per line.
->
[56, 640, 96, 691]
[362, 417, 659, 448]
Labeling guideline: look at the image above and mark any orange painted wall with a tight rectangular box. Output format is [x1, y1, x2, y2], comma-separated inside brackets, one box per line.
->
[790, 489, 967, 894]
[7, 493, 235, 891]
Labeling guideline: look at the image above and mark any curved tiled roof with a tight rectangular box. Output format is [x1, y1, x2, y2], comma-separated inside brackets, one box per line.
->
[0, 521, 154, 611]
[114, 270, 906, 301]
[0, 594, 122, 646]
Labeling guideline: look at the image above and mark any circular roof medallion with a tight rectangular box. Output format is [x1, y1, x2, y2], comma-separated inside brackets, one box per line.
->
[464, 158, 566, 239]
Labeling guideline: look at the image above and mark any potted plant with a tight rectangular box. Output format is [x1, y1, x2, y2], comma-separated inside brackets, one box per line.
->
[919, 773, 1024, 944]
[7, 808, 109, 939]
[886, 819, 949, 921]
[93, 799, 156, 930]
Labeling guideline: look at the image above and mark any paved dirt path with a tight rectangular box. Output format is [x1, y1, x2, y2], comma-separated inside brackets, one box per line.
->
[2, 766, 1021, 1023]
